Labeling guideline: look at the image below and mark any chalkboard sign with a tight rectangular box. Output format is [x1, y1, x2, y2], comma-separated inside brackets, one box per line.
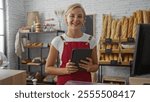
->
[82, 14, 96, 35]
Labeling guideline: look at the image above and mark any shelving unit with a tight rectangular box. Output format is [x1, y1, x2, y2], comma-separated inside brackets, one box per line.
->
[98, 37, 134, 83]
[98, 13, 137, 84]
[18, 30, 65, 84]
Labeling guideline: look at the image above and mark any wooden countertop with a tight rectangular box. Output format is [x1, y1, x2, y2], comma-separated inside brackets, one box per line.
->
[0, 69, 26, 85]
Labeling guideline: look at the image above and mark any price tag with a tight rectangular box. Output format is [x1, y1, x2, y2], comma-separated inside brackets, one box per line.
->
[127, 38, 135, 43]
[105, 38, 112, 44]
[111, 60, 118, 65]
[105, 49, 112, 54]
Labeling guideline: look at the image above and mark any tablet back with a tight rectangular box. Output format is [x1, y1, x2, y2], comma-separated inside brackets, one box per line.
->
[71, 48, 92, 70]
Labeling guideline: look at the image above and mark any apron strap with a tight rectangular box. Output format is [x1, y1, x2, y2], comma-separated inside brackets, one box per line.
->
[88, 35, 93, 41]
[60, 35, 65, 41]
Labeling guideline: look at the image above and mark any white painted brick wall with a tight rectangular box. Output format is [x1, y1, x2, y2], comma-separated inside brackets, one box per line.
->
[6, 0, 25, 68]
[24, 0, 150, 42]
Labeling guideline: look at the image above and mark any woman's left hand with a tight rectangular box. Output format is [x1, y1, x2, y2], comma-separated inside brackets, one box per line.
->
[79, 57, 93, 72]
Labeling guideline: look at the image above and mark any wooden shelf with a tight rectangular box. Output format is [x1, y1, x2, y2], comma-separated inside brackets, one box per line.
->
[120, 48, 135, 53]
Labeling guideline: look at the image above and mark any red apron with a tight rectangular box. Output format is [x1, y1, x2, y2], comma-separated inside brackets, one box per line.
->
[57, 40, 91, 85]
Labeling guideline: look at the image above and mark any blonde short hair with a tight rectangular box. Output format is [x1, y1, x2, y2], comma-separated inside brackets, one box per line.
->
[65, 3, 86, 19]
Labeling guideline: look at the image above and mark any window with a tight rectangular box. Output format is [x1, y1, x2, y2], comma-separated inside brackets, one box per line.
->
[0, 0, 5, 53]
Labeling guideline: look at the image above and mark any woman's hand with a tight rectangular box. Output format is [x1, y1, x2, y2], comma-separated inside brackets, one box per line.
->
[65, 60, 79, 74]
[79, 57, 93, 72]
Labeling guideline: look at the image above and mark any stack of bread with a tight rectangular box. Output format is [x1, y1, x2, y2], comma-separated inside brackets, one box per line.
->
[99, 9, 150, 65]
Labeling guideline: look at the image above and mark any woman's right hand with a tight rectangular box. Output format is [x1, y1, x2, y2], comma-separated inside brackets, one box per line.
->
[65, 60, 78, 74]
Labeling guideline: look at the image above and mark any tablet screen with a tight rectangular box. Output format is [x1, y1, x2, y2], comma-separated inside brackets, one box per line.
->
[71, 48, 92, 70]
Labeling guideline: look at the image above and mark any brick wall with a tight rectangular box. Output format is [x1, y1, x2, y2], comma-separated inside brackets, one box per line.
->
[6, 0, 25, 68]
[24, 0, 150, 42]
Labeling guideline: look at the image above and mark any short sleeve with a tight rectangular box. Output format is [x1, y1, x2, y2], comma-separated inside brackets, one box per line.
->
[89, 36, 97, 49]
[51, 36, 61, 50]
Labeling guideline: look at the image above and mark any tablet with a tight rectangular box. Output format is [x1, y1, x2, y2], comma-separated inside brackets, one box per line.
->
[71, 48, 92, 70]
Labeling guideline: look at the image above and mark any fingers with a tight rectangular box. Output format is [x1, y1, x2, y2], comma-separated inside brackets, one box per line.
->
[79, 57, 93, 72]
[66, 60, 79, 74]
[80, 57, 92, 64]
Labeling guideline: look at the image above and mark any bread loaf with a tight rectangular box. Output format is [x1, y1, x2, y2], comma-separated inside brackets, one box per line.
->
[132, 17, 138, 39]
[114, 54, 118, 61]
[143, 10, 149, 24]
[127, 16, 134, 38]
[115, 20, 121, 39]
[106, 14, 112, 38]
[109, 55, 114, 61]
[129, 54, 133, 62]
[100, 54, 105, 61]
[122, 17, 128, 38]
[112, 44, 118, 49]
[101, 14, 108, 39]
[105, 55, 109, 61]
[124, 55, 128, 62]
[106, 44, 111, 49]
[110, 19, 117, 39]
[136, 10, 143, 24]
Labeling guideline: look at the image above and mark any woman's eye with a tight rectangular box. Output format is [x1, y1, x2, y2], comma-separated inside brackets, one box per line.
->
[70, 15, 74, 18]
[78, 15, 82, 18]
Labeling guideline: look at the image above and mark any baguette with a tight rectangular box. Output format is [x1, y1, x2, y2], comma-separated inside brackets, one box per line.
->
[101, 14, 107, 39]
[110, 19, 117, 39]
[128, 16, 134, 38]
[112, 44, 118, 49]
[132, 17, 138, 39]
[143, 10, 149, 24]
[106, 44, 111, 49]
[109, 55, 114, 61]
[137, 10, 143, 24]
[105, 55, 109, 61]
[106, 14, 112, 38]
[114, 54, 118, 61]
[129, 54, 133, 62]
[115, 20, 121, 38]
[124, 55, 128, 62]
[122, 17, 128, 38]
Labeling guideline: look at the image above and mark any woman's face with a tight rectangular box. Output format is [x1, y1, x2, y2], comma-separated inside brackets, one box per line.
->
[66, 7, 85, 30]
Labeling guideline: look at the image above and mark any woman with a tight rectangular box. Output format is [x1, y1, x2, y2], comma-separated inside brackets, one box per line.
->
[45, 3, 98, 85]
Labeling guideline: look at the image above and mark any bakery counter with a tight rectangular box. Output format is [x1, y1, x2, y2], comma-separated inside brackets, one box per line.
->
[129, 74, 150, 85]
[0, 69, 26, 85]
[65, 80, 103, 85]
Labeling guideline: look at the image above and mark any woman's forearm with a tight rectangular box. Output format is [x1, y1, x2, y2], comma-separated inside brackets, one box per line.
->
[45, 66, 68, 75]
